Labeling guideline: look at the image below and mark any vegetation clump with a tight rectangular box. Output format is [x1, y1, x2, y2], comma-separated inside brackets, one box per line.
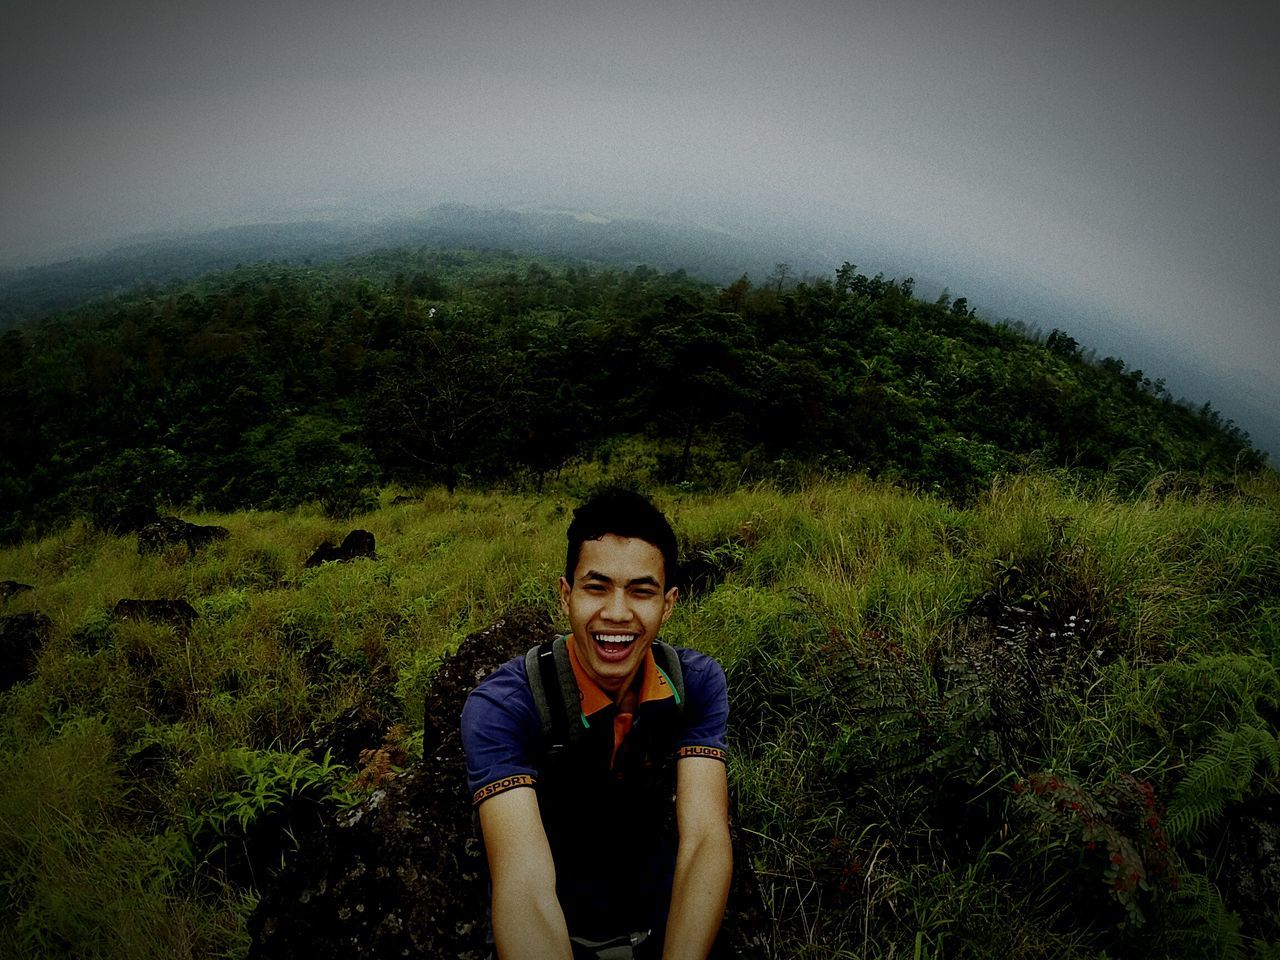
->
[0, 473, 1275, 958]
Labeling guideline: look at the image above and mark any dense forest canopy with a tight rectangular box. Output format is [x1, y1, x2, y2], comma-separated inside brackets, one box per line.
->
[0, 247, 1264, 542]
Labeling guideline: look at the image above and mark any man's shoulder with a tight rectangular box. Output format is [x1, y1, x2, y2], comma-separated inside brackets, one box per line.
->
[462, 654, 536, 725]
[666, 646, 729, 757]
[475, 652, 530, 689]
[671, 645, 723, 672]
[669, 645, 727, 701]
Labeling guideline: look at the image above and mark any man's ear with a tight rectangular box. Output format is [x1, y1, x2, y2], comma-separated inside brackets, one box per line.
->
[558, 576, 573, 617]
[661, 585, 678, 624]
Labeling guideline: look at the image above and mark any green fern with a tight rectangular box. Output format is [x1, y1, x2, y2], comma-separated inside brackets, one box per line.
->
[1151, 652, 1280, 737]
[1154, 871, 1247, 960]
[1166, 725, 1280, 840]
[187, 746, 356, 853]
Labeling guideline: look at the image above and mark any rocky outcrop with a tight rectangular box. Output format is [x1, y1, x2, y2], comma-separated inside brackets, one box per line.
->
[0, 611, 51, 691]
[305, 530, 377, 568]
[137, 517, 230, 557]
[249, 606, 550, 960]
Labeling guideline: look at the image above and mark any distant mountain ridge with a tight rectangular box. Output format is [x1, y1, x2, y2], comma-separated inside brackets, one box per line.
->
[0, 204, 825, 327]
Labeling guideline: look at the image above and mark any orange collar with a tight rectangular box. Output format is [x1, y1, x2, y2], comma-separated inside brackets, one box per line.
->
[565, 634, 676, 716]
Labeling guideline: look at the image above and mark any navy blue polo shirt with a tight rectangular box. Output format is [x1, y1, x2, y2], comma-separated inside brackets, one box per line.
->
[460, 638, 728, 939]
[462, 641, 728, 805]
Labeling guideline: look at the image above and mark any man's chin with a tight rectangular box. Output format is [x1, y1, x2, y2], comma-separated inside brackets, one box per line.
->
[583, 643, 643, 688]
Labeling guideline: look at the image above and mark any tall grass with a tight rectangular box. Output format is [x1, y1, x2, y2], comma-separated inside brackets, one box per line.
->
[1, 471, 1277, 957]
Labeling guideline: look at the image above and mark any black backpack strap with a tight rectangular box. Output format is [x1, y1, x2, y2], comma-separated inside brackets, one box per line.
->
[650, 641, 685, 713]
[527, 637, 686, 751]
[525, 635, 583, 753]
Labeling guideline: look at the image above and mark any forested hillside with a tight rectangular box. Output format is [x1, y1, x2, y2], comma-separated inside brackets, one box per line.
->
[0, 248, 1263, 543]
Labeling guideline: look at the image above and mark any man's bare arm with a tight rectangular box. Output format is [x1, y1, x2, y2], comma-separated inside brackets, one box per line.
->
[662, 757, 733, 960]
[477, 787, 574, 960]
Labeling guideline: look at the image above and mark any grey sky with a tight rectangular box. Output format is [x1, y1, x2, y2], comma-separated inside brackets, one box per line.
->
[3, 0, 1278, 443]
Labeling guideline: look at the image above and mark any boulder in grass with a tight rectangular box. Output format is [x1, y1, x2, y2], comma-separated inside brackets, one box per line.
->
[113, 598, 199, 629]
[137, 517, 230, 557]
[0, 612, 51, 691]
[305, 530, 377, 568]
[187, 522, 231, 550]
[0, 580, 34, 603]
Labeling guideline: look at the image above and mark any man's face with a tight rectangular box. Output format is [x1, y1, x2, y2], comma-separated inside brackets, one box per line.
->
[559, 533, 677, 697]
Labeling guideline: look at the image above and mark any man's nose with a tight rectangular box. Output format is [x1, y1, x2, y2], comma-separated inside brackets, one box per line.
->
[603, 589, 630, 620]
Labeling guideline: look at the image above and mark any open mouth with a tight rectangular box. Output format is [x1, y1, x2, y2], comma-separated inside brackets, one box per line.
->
[592, 632, 638, 663]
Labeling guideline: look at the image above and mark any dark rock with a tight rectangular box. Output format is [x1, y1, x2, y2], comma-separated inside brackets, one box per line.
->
[188, 522, 231, 550]
[420, 606, 554, 756]
[137, 517, 230, 557]
[249, 606, 550, 960]
[0, 580, 34, 602]
[138, 517, 189, 555]
[0, 611, 51, 691]
[113, 598, 199, 629]
[311, 702, 395, 769]
[305, 530, 377, 568]
[675, 537, 744, 600]
[1217, 796, 1280, 940]
[250, 605, 771, 959]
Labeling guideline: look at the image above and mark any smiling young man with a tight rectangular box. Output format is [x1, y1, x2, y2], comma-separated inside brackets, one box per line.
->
[461, 490, 732, 960]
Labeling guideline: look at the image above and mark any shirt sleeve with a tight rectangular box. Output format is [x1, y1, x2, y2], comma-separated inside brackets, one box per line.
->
[673, 652, 729, 763]
[460, 660, 543, 806]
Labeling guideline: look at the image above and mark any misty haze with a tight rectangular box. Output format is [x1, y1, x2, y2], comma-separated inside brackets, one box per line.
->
[2, 1, 1279, 958]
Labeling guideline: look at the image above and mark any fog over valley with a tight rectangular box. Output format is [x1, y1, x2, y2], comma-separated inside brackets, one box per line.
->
[3, 0, 1277, 455]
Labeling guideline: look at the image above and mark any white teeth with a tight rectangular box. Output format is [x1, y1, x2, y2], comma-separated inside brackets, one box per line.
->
[594, 634, 636, 644]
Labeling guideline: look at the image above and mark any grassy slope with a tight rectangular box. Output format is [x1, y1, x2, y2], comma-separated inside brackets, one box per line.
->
[1, 472, 1278, 958]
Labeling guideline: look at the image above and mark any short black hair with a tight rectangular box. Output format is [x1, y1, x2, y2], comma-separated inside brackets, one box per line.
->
[564, 489, 679, 589]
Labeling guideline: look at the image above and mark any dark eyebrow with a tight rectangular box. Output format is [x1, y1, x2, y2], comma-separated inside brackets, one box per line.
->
[580, 571, 662, 589]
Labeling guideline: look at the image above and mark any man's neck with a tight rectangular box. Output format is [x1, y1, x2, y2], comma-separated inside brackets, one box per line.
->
[615, 681, 640, 715]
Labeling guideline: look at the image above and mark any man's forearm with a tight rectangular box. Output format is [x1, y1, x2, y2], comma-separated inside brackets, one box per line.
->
[492, 884, 573, 960]
[662, 826, 733, 960]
